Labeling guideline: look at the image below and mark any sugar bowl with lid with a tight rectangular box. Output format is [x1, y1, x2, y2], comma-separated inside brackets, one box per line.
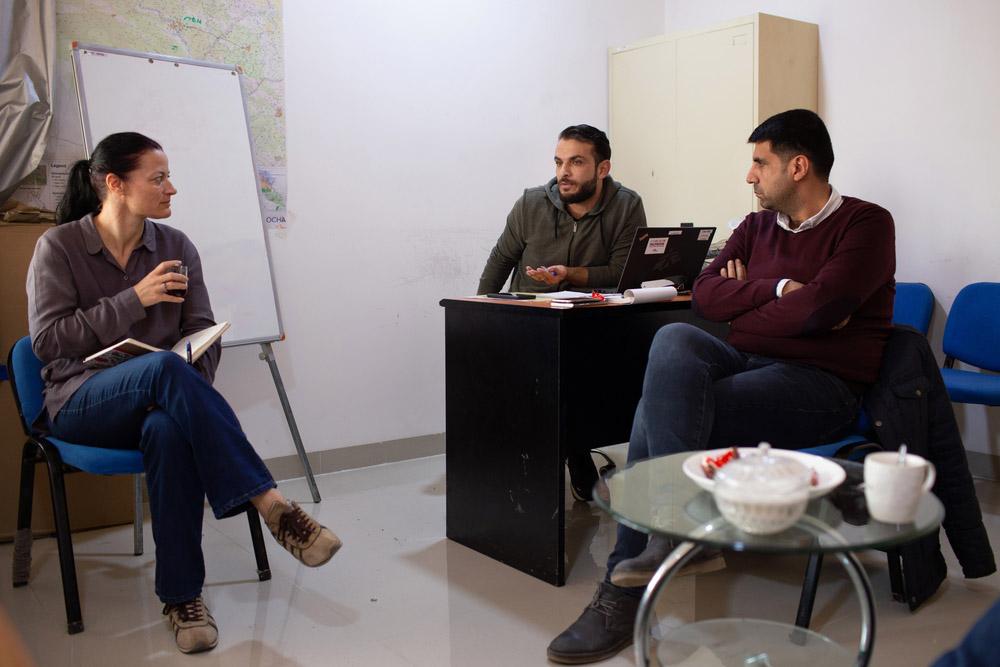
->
[712, 443, 812, 534]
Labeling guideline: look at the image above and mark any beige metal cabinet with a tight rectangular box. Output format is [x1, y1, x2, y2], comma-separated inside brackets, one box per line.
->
[609, 13, 818, 241]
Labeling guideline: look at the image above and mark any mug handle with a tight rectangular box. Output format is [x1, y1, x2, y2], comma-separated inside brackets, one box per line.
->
[922, 461, 937, 493]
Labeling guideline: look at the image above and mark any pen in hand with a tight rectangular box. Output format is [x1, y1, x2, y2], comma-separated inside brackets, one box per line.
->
[185, 341, 193, 364]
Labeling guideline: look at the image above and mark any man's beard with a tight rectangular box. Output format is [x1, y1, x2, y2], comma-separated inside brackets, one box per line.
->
[558, 173, 599, 204]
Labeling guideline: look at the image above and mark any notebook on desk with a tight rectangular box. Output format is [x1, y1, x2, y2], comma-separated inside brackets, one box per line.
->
[614, 226, 716, 293]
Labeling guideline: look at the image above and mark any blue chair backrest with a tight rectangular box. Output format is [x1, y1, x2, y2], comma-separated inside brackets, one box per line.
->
[943, 282, 1000, 372]
[893, 282, 934, 335]
[8, 336, 46, 435]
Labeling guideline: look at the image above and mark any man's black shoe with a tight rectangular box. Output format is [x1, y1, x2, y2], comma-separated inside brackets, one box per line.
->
[567, 453, 599, 501]
[547, 582, 639, 664]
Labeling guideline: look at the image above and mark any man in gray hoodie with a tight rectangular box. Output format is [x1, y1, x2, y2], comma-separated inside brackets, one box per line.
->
[476, 125, 647, 503]
[477, 125, 646, 295]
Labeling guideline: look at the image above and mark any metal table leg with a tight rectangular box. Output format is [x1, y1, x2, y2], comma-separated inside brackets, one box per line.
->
[633, 540, 701, 667]
[800, 515, 877, 667]
[834, 549, 876, 666]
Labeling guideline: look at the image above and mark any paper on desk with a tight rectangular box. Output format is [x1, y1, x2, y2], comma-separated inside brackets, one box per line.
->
[623, 286, 678, 304]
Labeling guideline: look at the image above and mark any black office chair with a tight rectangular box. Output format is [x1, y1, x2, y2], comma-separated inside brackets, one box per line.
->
[7, 336, 271, 634]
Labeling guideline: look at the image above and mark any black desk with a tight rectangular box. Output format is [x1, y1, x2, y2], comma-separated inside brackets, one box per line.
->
[440, 297, 726, 585]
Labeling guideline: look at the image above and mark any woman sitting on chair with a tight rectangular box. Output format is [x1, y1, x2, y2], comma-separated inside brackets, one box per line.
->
[26, 132, 341, 654]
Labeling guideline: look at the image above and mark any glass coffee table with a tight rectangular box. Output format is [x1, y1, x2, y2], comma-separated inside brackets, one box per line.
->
[593, 452, 944, 667]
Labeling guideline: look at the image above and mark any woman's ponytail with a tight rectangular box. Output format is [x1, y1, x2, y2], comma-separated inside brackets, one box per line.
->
[55, 159, 101, 224]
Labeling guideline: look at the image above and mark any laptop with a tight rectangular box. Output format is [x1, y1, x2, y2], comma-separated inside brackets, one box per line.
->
[614, 226, 716, 293]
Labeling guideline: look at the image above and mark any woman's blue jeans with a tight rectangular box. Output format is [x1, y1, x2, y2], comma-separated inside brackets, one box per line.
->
[605, 323, 861, 589]
[49, 351, 275, 604]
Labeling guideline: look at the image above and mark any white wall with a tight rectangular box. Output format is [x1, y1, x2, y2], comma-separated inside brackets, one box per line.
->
[663, 0, 1000, 456]
[212, 0, 666, 459]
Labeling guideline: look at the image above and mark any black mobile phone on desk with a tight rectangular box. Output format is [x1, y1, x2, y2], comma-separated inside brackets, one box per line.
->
[486, 292, 536, 300]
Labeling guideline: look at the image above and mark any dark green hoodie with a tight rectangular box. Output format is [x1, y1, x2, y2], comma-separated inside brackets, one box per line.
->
[477, 176, 646, 294]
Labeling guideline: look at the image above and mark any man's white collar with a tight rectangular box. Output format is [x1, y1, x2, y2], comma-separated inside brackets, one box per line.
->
[776, 186, 842, 233]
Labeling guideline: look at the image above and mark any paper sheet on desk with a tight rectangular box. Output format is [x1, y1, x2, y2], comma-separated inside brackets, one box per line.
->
[622, 286, 678, 304]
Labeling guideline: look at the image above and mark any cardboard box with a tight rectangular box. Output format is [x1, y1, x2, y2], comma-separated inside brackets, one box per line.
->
[1, 224, 134, 541]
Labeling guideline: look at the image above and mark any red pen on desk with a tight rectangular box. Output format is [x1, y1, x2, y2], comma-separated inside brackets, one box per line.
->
[590, 291, 606, 301]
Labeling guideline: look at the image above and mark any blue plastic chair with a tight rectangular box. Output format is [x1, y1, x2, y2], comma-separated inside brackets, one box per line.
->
[941, 283, 1000, 406]
[795, 282, 937, 627]
[7, 336, 271, 634]
[800, 282, 936, 460]
[892, 282, 935, 335]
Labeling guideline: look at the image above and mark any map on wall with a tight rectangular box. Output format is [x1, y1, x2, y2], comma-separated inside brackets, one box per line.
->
[10, 0, 288, 228]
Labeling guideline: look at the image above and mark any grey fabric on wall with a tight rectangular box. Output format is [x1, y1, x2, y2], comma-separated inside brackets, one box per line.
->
[0, 0, 56, 205]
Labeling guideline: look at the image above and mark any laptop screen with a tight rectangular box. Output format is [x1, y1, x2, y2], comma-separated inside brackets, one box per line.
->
[616, 226, 716, 292]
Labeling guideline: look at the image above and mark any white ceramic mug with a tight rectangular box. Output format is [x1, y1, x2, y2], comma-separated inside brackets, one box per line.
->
[864, 452, 936, 524]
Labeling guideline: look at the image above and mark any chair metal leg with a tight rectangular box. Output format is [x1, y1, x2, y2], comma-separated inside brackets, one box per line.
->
[43, 453, 84, 634]
[247, 510, 271, 581]
[133, 474, 144, 556]
[794, 552, 824, 629]
[13, 442, 37, 587]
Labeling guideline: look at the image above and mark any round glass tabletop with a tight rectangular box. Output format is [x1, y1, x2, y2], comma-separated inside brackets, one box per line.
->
[593, 451, 944, 554]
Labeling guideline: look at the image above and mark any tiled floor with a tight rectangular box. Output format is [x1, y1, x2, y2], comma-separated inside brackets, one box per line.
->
[1, 446, 998, 666]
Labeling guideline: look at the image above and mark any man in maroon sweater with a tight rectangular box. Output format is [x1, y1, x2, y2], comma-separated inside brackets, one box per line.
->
[548, 109, 896, 664]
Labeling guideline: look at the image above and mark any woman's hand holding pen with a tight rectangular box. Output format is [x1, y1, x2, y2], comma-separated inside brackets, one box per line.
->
[134, 260, 188, 307]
